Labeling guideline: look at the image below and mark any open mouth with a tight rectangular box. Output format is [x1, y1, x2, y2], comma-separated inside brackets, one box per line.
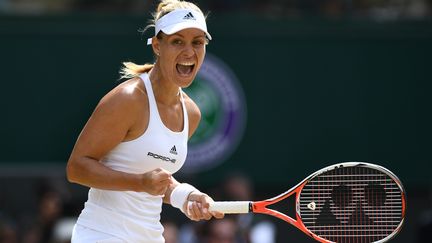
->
[176, 62, 195, 76]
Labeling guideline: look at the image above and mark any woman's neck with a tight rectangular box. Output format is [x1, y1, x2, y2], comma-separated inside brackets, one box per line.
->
[148, 65, 181, 106]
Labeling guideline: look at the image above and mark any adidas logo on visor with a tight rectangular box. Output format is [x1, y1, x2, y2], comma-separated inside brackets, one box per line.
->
[183, 12, 196, 20]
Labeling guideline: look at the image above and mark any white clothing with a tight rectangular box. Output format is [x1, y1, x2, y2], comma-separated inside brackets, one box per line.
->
[72, 224, 125, 243]
[73, 73, 189, 243]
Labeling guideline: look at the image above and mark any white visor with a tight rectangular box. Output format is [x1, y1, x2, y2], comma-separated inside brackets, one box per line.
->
[147, 9, 212, 45]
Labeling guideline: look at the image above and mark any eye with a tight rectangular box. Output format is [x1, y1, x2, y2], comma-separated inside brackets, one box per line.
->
[172, 39, 183, 45]
[192, 40, 204, 46]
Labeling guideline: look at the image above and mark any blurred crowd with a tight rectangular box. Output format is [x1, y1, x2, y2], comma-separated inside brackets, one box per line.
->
[0, 173, 277, 243]
[1, 173, 432, 242]
[0, 0, 431, 20]
[0, 179, 75, 243]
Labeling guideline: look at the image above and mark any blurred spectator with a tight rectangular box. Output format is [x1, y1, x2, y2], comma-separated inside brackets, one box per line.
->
[320, 0, 346, 17]
[178, 220, 199, 243]
[418, 189, 432, 243]
[199, 216, 240, 243]
[162, 220, 179, 243]
[418, 212, 432, 242]
[221, 172, 276, 243]
[0, 217, 18, 243]
[0, 0, 11, 12]
[21, 181, 65, 243]
[51, 217, 75, 243]
[406, 0, 431, 18]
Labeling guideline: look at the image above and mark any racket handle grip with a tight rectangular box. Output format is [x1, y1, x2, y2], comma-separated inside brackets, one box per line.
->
[209, 201, 251, 214]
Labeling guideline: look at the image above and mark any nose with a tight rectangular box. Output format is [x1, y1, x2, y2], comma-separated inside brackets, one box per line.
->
[181, 43, 195, 57]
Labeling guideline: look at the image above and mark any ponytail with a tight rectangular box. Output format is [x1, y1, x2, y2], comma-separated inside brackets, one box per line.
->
[120, 62, 154, 80]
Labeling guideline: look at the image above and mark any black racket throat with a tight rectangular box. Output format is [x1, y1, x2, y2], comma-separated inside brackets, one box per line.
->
[266, 192, 297, 219]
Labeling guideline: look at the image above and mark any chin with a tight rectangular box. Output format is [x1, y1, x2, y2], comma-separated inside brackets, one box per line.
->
[178, 77, 195, 88]
[176, 72, 198, 88]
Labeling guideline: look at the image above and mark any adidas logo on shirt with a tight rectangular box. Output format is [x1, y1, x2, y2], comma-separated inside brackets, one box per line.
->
[170, 145, 178, 155]
[183, 12, 196, 20]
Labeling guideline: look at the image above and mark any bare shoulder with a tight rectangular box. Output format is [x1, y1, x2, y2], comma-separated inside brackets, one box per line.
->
[98, 77, 147, 111]
[69, 77, 150, 161]
[90, 77, 148, 127]
[181, 91, 201, 137]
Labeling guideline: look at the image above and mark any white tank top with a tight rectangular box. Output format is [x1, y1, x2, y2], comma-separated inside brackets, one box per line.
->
[76, 73, 189, 243]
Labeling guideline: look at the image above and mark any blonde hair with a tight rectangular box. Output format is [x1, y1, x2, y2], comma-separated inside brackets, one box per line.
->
[120, 0, 205, 80]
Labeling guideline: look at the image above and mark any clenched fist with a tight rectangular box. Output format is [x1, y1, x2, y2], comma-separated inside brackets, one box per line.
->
[139, 168, 172, 195]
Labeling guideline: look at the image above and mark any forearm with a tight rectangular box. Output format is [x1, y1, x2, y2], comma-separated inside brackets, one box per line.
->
[67, 156, 141, 191]
[163, 177, 180, 204]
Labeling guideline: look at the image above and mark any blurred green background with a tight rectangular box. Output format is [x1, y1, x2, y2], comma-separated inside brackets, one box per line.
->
[0, 0, 431, 242]
[1, 14, 431, 186]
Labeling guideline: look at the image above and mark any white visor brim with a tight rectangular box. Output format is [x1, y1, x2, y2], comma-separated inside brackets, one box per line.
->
[147, 9, 211, 45]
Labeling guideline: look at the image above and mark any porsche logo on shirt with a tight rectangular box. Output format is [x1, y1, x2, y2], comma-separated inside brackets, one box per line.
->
[147, 152, 176, 163]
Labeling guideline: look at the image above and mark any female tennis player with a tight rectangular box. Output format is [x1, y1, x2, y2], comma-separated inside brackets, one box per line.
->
[66, 0, 223, 242]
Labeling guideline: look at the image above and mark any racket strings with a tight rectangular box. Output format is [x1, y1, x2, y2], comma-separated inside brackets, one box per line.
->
[298, 166, 404, 243]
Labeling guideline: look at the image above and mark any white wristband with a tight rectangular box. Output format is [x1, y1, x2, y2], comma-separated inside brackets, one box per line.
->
[170, 183, 197, 212]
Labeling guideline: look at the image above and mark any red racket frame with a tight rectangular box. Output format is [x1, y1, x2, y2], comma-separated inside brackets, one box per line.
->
[249, 163, 406, 243]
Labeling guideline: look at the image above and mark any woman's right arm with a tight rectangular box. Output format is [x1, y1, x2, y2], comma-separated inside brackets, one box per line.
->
[66, 82, 171, 194]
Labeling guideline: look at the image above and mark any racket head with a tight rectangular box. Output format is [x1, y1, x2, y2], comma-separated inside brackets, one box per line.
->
[297, 162, 406, 243]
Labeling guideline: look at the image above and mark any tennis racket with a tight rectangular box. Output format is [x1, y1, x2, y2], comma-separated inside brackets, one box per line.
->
[209, 162, 406, 243]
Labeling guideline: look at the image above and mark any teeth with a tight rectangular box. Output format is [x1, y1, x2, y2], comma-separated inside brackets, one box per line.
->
[178, 62, 194, 66]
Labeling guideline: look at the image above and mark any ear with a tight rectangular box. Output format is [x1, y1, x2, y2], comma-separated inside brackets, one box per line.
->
[151, 37, 160, 56]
